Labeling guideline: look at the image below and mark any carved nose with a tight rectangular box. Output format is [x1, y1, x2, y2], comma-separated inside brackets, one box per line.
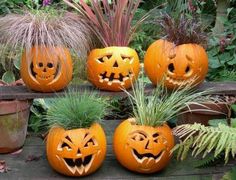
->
[113, 61, 119, 67]
[77, 148, 81, 154]
[145, 140, 153, 150]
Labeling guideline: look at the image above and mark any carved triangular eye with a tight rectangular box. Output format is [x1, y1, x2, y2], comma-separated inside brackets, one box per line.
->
[85, 139, 95, 147]
[121, 55, 132, 61]
[106, 54, 112, 59]
[97, 57, 104, 63]
[60, 136, 73, 149]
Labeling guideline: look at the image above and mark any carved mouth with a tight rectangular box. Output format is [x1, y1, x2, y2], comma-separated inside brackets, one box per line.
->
[132, 149, 164, 164]
[61, 155, 94, 175]
[36, 74, 54, 80]
[99, 71, 134, 86]
[166, 75, 194, 86]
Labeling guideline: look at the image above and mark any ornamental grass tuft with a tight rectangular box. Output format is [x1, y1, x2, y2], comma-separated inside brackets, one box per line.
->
[46, 91, 109, 130]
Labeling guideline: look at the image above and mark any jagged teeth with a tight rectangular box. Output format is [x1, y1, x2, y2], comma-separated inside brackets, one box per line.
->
[166, 76, 194, 86]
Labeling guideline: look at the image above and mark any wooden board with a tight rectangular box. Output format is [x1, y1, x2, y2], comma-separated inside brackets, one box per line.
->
[0, 120, 235, 179]
[0, 82, 236, 100]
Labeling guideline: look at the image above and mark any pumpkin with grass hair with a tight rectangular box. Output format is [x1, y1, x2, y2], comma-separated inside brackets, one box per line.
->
[46, 91, 108, 177]
[64, 0, 149, 91]
[144, 14, 208, 89]
[0, 9, 92, 92]
[113, 80, 213, 173]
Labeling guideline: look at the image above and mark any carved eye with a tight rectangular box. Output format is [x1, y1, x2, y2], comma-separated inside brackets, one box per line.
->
[60, 136, 73, 150]
[84, 138, 95, 147]
[97, 57, 104, 63]
[131, 132, 147, 141]
[47, 62, 53, 68]
[121, 55, 132, 61]
[153, 133, 159, 143]
[168, 63, 175, 73]
[38, 62, 43, 67]
[185, 65, 191, 73]
[97, 54, 112, 63]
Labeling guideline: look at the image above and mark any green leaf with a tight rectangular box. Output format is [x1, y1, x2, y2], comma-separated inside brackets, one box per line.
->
[209, 57, 221, 68]
[13, 58, 21, 70]
[1, 71, 15, 83]
[208, 119, 228, 127]
[219, 53, 232, 64]
[232, 105, 236, 113]
[231, 119, 236, 128]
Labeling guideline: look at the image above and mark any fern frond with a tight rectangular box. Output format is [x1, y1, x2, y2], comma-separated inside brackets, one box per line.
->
[173, 123, 236, 163]
[193, 153, 224, 168]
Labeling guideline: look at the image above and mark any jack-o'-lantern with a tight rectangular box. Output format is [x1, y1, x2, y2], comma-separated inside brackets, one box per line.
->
[46, 123, 106, 177]
[21, 46, 73, 92]
[113, 119, 174, 173]
[144, 40, 208, 89]
[87, 46, 140, 91]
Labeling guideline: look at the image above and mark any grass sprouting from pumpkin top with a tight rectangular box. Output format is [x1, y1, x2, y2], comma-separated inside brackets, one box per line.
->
[124, 79, 214, 127]
[63, 0, 149, 47]
[159, 13, 208, 46]
[0, 9, 92, 59]
[46, 91, 109, 130]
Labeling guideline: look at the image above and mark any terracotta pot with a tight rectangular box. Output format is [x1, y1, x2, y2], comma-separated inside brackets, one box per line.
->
[177, 102, 230, 126]
[0, 100, 31, 153]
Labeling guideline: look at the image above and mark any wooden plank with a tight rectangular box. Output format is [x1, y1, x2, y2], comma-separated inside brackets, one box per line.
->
[1, 119, 236, 179]
[0, 82, 236, 100]
[0, 142, 235, 179]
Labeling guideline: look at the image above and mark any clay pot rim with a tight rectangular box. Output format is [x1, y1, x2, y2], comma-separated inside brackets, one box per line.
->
[183, 102, 230, 115]
[0, 100, 31, 115]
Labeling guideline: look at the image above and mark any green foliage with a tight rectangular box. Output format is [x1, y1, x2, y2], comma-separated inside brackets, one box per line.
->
[193, 153, 224, 168]
[0, 47, 21, 83]
[222, 166, 236, 180]
[124, 79, 213, 127]
[173, 123, 236, 163]
[46, 91, 109, 129]
[28, 99, 52, 133]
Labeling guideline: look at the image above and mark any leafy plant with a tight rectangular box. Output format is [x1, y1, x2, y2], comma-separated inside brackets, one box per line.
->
[46, 91, 109, 129]
[173, 122, 236, 163]
[28, 98, 53, 133]
[63, 0, 149, 47]
[0, 47, 21, 83]
[158, 13, 207, 46]
[123, 79, 214, 126]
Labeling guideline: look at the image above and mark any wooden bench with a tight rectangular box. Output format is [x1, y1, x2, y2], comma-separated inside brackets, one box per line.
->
[1, 82, 236, 100]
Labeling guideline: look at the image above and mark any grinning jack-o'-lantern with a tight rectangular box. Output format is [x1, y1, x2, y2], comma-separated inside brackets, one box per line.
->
[144, 40, 208, 89]
[21, 46, 73, 92]
[46, 123, 106, 177]
[113, 119, 174, 173]
[87, 46, 140, 91]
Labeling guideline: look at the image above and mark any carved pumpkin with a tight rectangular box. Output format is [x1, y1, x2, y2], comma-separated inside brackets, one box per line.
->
[46, 123, 106, 177]
[87, 46, 140, 91]
[21, 46, 73, 92]
[144, 40, 208, 89]
[113, 119, 174, 173]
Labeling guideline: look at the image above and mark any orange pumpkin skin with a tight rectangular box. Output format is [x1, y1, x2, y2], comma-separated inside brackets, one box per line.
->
[87, 46, 140, 91]
[21, 46, 73, 92]
[144, 39, 208, 89]
[46, 123, 106, 177]
[113, 119, 174, 174]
